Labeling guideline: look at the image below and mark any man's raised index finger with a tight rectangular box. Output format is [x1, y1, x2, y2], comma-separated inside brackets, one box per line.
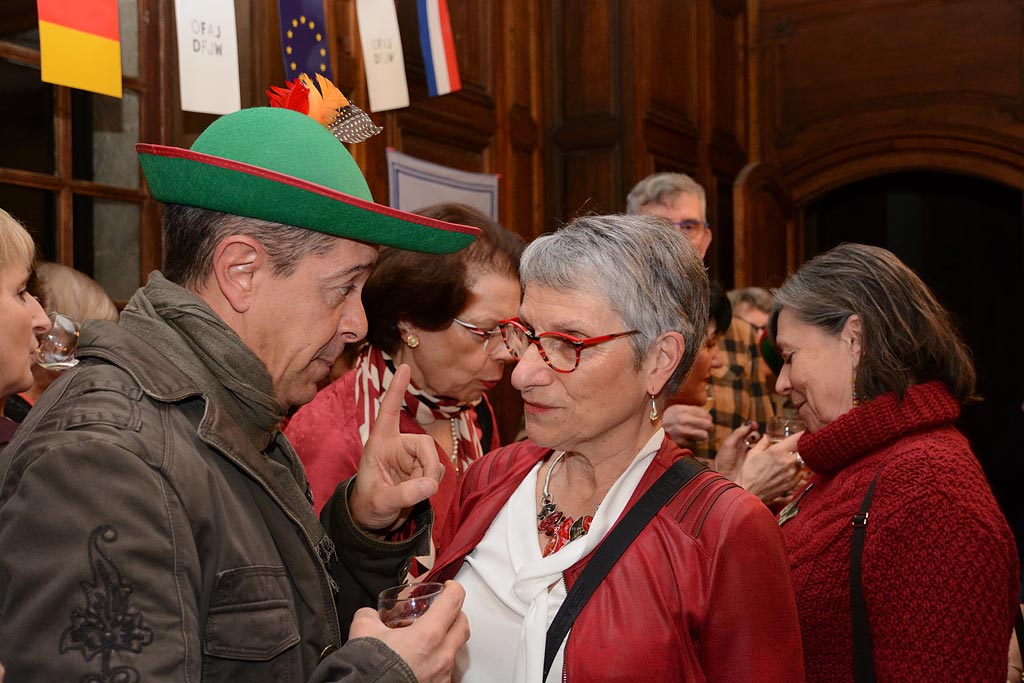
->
[374, 363, 411, 433]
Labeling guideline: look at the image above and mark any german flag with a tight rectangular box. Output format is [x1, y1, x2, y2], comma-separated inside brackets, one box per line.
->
[37, 0, 122, 98]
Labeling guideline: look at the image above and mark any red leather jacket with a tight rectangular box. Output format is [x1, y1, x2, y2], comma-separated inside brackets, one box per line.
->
[430, 438, 805, 683]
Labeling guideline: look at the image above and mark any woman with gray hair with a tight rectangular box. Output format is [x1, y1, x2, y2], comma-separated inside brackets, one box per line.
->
[427, 214, 803, 683]
[770, 243, 1017, 682]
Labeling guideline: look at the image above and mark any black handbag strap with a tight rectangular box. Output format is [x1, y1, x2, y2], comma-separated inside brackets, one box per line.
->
[542, 456, 707, 680]
[851, 466, 885, 683]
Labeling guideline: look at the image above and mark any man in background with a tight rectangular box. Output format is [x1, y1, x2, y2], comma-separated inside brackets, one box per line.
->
[627, 172, 774, 457]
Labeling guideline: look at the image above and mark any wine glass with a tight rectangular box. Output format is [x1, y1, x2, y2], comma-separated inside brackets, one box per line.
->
[377, 582, 444, 628]
[32, 312, 80, 371]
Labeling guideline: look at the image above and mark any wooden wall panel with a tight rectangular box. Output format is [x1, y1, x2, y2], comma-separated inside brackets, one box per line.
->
[733, 162, 795, 288]
[445, 2, 494, 99]
[500, 0, 544, 239]
[547, 1, 624, 221]
[709, 0, 746, 165]
[397, 131, 489, 174]
[636, 1, 696, 126]
[633, 0, 701, 185]
[564, 149, 621, 218]
[757, 0, 1024, 201]
[560, 0, 619, 119]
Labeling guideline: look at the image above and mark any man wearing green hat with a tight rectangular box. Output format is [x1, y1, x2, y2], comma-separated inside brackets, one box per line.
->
[0, 106, 478, 682]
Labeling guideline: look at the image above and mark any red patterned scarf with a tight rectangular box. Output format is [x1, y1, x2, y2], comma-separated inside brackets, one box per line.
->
[354, 345, 484, 471]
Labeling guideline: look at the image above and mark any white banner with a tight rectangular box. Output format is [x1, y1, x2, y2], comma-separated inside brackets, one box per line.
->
[174, 0, 241, 115]
[387, 149, 499, 220]
[355, 0, 410, 112]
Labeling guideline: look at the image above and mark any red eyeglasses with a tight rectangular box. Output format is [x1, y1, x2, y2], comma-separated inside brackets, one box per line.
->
[497, 318, 639, 373]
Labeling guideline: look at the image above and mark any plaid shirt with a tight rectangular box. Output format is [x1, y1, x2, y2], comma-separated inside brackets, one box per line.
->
[693, 317, 775, 458]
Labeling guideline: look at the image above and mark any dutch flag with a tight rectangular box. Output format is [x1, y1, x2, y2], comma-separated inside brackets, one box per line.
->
[417, 0, 461, 97]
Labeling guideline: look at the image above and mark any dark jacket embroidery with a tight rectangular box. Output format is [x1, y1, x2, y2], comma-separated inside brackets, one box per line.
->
[60, 525, 153, 683]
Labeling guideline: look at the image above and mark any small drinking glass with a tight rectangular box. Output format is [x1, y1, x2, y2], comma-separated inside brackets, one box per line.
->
[32, 312, 80, 371]
[378, 582, 444, 628]
[767, 416, 805, 443]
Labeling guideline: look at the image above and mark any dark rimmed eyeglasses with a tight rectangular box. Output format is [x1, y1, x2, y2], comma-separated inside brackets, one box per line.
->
[452, 317, 502, 351]
[670, 219, 710, 237]
[497, 318, 639, 373]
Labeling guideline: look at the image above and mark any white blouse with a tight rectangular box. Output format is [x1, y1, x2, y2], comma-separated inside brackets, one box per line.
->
[453, 429, 664, 683]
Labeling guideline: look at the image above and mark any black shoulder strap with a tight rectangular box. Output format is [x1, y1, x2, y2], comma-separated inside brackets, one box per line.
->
[851, 466, 885, 683]
[542, 456, 707, 680]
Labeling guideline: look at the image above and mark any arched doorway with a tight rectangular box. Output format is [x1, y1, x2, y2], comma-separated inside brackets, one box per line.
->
[804, 171, 1023, 554]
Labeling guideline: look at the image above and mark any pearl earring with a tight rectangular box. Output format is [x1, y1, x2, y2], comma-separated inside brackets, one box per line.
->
[405, 334, 420, 348]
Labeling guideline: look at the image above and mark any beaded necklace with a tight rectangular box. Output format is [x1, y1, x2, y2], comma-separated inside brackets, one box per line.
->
[448, 418, 460, 476]
[537, 451, 597, 557]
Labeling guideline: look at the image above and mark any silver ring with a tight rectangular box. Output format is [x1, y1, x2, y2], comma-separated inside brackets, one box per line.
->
[794, 453, 805, 469]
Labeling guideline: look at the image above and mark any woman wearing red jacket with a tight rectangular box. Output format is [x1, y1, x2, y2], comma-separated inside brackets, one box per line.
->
[429, 214, 804, 683]
[771, 243, 1018, 682]
[285, 204, 523, 555]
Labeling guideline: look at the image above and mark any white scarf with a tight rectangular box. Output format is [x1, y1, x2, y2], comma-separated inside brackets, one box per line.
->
[457, 429, 664, 683]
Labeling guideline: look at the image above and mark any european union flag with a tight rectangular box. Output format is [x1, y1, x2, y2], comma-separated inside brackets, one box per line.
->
[277, 0, 332, 81]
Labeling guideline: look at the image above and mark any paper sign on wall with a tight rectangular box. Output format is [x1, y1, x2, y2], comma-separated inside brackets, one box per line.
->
[355, 0, 410, 112]
[173, 0, 241, 115]
[387, 149, 499, 220]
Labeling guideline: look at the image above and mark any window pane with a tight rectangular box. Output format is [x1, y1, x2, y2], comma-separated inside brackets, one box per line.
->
[0, 184, 57, 261]
[0, 59, 55, 174]
[72, 90, 141, 189]
[119, 0, 139, 78]
[0, 0, 41, 50]
[72, 196, 140, 300]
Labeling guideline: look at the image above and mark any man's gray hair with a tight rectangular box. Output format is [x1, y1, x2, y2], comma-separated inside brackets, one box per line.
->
[519, 214, 709, 396]
[626, 172, 707, 220]
[162, 204, 341, 290]
[728, 286, 773, 313]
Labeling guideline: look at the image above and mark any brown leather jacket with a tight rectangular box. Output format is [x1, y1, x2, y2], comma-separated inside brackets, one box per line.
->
[0, 319, 427, 682]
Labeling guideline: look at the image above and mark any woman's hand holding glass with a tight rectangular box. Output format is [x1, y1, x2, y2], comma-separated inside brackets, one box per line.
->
[716, 425, 805, 505]
[741, 432, 807, 505]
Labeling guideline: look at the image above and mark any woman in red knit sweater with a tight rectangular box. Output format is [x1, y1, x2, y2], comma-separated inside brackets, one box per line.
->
[770, 243, 1018, 682]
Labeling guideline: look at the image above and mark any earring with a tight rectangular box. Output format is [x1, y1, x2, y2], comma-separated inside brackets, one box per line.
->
[405, 334, 420, 349]
[648, 394, 659, 422]
[852, 378, 859, 407]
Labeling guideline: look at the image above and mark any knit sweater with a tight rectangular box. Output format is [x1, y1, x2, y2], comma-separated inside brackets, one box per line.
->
[782, 381, 1018, 683]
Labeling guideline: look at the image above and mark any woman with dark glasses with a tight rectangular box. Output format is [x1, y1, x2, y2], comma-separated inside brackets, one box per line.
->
[286, 203, 524, 561]
[427, 214, 802, 683]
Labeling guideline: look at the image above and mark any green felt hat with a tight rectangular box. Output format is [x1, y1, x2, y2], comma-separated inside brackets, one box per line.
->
[136, 107, 480, 254]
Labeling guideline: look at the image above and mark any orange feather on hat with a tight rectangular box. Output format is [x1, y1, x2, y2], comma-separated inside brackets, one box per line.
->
[300, 73, 349, 127]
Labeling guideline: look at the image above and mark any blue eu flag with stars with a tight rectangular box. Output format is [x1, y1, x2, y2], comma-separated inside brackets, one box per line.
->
[277, 0, 332, 82]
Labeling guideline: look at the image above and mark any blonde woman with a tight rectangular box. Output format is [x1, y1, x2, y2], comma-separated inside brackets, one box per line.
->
[0, 208, 49, 449]
[3, 261, 118, 422]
